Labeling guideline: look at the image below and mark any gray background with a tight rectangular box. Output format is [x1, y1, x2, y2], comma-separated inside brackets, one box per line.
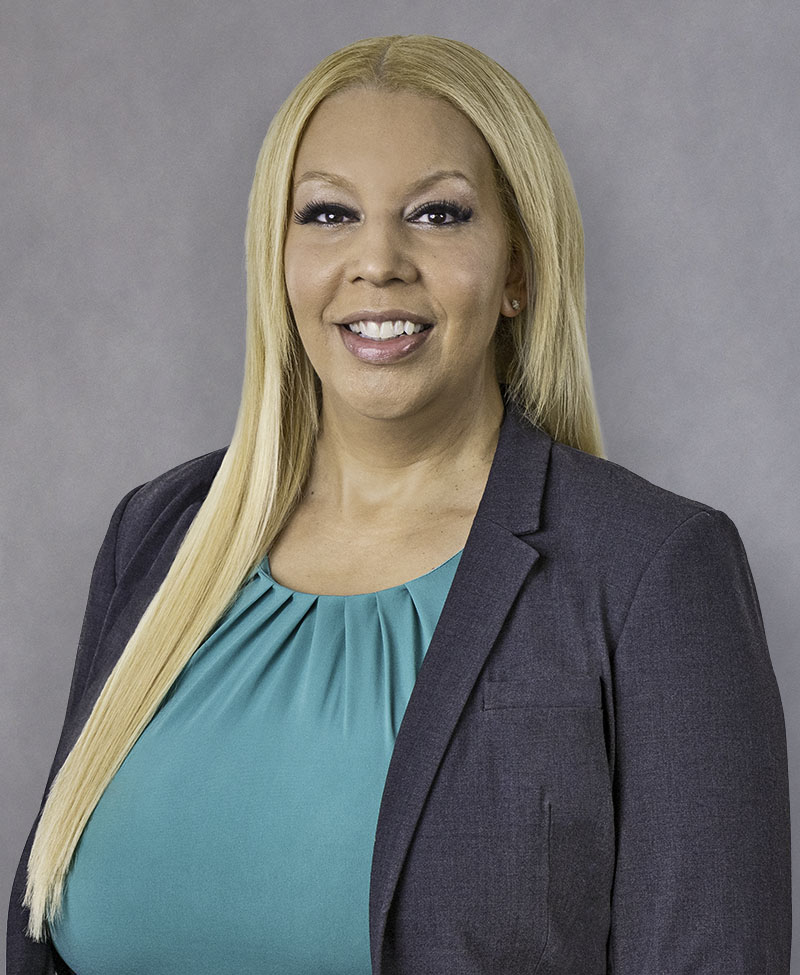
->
[2, 0, 798, 968]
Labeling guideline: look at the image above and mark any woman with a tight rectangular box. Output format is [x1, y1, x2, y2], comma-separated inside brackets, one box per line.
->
[8, 34, 791, 975]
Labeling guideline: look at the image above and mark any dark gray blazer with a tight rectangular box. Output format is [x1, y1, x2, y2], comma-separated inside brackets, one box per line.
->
[8, 400, 792, 974]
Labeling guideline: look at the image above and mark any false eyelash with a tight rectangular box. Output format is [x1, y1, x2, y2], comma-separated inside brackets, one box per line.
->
[292, 198, 474, 226]
[292, 199, 354, 225]
[409, 199, 473, 224]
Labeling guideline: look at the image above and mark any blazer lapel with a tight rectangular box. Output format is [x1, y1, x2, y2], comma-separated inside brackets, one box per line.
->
[369, 401, 552, 971]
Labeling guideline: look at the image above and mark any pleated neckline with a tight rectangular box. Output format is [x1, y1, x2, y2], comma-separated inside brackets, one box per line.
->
[258, 548, 465, 598]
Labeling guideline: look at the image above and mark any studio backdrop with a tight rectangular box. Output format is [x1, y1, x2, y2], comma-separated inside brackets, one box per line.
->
[2, 2, 798, 971]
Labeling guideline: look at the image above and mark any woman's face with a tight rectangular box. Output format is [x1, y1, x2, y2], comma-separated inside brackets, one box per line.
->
[283, 87, 524, 424]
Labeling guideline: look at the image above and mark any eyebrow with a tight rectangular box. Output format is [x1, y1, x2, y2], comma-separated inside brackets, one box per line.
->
[293, 168, 476, 195]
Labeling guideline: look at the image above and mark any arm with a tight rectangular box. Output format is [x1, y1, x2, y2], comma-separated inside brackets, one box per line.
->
[607, 509, 791, 973]
[54, 482, 144, 735]
[7, 483, 142, 975]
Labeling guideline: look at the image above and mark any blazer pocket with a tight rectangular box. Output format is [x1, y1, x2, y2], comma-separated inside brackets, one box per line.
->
[482, 674, 601, 711]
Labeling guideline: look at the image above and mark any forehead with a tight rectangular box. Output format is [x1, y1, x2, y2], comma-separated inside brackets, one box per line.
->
[292, 88, 497, 191]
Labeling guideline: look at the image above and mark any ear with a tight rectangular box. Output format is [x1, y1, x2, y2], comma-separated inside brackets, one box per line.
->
[500, 247, 527, 317]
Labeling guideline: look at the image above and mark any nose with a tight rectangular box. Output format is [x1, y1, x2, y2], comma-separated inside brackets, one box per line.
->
[346, 217, 418, 286]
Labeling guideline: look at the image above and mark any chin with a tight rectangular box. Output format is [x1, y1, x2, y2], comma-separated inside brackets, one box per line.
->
[324, 372, 439, 424]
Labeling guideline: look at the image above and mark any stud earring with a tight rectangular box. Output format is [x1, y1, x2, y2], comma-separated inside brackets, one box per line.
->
[510, 299, 520, 311]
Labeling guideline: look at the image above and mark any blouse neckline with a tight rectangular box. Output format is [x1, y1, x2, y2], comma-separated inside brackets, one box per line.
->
[258, 548, 464, 598]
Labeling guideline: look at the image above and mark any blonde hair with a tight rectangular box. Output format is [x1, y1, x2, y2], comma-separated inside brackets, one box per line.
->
[24, 34, 604, 939]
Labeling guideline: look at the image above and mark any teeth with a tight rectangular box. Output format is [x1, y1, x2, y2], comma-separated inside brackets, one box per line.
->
[345, 319, 429, 341]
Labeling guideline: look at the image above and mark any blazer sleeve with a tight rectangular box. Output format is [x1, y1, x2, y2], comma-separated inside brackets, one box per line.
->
[606, 508, 792, 973]
[7, 483, 143, 975]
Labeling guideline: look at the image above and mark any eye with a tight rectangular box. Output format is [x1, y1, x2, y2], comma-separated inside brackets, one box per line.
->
[409, 199, 473, 226]
[293, 200, 357, 226]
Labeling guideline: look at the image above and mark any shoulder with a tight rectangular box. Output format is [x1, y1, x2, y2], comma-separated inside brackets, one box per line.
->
[539, 435, 746, 597]
[498, 401, 725, 553]
[547, 437, 716, 536]
[120, 445, 227, 522]
[526, 435, 763, 655]
[113, 446, 227, 578]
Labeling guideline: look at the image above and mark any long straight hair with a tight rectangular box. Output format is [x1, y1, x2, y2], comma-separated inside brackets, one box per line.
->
[24, 34, 604, 939]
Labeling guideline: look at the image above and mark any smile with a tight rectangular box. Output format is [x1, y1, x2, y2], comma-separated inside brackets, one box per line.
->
[342, 320, 432, 341]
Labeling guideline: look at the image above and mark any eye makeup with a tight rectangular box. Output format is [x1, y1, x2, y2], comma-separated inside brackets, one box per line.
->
[293, 200, 354, 225]
[292, 198, 474, 226]
[408, 199, 474, 225]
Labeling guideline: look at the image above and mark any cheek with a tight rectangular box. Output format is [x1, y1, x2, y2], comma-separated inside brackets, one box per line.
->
[283, 238, 332, 314]
[439, 244, 507, 325]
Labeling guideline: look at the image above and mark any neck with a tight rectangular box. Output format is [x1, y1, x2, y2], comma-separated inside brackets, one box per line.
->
[308, 380, 504, 519]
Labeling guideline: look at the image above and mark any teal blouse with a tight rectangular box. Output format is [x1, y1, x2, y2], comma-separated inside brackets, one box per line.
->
[49, 549, 463, 975]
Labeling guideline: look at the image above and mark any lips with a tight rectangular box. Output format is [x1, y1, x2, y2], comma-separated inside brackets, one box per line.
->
[342, 319, 432, 341]
[337, 319, 433, 363]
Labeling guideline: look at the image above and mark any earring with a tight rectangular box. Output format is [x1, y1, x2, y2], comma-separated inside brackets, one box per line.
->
[510, 298, 520, 311]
